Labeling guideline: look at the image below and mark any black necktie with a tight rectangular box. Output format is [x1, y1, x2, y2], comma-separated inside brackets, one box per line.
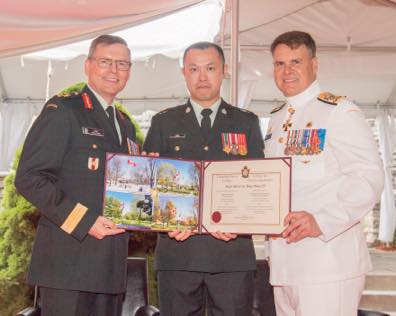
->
[106, 106, 119, 140]
[201, 108, 213, 140]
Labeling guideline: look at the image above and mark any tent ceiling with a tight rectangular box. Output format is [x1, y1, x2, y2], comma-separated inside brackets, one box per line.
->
[0, 0, 204, 58]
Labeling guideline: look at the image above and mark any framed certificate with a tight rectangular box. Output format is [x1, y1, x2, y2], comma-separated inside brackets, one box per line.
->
[103, 153, 291, 235]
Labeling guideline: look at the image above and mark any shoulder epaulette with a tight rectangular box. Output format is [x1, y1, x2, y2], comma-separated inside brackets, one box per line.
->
[270, 103, 286, 114]
[317, 92, 345, 105]
[239, 108, 254, 115]
[157, 104, 186, 116]
[57, 91, 80, 98]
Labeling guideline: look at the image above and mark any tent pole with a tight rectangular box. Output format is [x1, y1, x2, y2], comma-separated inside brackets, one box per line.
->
[0, 67, 8, 101]
[230, 0, 239, 107]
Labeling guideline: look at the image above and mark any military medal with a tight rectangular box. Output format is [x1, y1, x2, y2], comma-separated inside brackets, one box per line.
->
[285, 128, 327, 156]
[127, 138, 140, 155]
[282, 119, 292, 132]
[237, 134, 247, 155]
[221, 133, 247, 155]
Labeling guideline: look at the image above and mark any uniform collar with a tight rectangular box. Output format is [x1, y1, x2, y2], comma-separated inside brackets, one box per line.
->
[87, 84, 115, 111]
[189, 97, 222, 127]
[286, 80, 320, 108]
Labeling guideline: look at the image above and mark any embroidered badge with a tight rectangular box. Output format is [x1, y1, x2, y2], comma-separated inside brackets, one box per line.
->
[81, 92, 93, 110]
[88, 157, 99, 171]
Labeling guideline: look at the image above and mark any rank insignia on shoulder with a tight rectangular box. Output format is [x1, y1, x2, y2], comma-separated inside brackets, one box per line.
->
[81, 92, 93, 110]
[317, 92, 345, 105]
[57, 91, 79, 98]
[270, 103, 286, 114]
[46, 103, 58, 109]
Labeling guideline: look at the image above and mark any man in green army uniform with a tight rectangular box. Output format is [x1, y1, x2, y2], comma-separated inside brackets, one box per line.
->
[15, 35, 137, 316]
[143, 42, 265, 316]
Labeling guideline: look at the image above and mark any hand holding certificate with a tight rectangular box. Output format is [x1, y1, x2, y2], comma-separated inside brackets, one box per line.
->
[103, 154, 291, 235]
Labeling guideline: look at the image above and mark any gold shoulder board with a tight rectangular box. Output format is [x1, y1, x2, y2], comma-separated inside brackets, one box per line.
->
[317, 92, 345, 105]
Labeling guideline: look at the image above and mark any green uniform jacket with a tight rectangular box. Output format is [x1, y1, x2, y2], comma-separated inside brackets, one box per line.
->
[143, 99, 265, 272]
[15, 86, 136, 294]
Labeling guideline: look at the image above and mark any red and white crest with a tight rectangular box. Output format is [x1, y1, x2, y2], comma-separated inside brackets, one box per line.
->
[88, 157, 99, 170]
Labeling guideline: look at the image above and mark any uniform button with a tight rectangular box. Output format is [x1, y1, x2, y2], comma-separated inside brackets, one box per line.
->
[92, 144, 98, 149]
[288, 107, 295, 114]
[278, 137, 284, 144]
[174, 145, 180, 152]
[203, 145, 209, 151]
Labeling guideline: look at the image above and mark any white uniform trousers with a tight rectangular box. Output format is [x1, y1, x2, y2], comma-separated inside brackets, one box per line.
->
[274, 275, 365, 316]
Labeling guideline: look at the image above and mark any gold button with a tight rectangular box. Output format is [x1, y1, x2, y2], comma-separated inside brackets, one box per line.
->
[278, 137, 284, 144]
[306, 121, 313, 128]
[92, 144, 97, 149]
[203, 145, 209, 151]
[288, 107, 295, 114]
[174, 145, 180, 152]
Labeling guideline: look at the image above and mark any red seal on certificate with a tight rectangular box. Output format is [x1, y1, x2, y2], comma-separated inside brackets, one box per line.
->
[211, 211, 222, 223]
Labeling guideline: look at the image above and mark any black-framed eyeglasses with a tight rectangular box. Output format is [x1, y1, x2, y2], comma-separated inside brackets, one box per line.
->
[90, 57, 131, 71]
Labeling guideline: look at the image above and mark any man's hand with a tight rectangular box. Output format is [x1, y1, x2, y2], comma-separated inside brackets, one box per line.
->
[282, 211, 322, 243]
[141, 151, 159, 157]
[88, 216, 125, 240]
[168, 230, 194, 241]
[210, 231, 237, 242]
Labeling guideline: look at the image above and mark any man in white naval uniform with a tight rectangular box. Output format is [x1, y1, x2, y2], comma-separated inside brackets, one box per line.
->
[265, 30, 384, 316]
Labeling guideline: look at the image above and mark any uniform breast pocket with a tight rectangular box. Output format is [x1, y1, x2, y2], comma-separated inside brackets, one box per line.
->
[71, 137, 105, 174]
[293, 154, 325, 181]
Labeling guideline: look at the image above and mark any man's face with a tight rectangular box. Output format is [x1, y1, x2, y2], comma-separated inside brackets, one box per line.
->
[85, 43, 130, 104]
[182, 47, 226, 108]
[272, 44, 317, 97]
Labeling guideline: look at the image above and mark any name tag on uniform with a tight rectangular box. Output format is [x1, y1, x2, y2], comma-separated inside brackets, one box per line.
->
[169, 133, 186, 139]
[82, 127, 104, 137]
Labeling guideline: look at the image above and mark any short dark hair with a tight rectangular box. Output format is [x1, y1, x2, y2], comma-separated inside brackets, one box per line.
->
[270, 31, 316, 58]
[88, 35, 131, 60]
[183, 41, 225, 66]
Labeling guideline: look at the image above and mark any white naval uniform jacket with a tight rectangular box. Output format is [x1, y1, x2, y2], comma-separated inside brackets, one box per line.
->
[265, 81, 384, 285]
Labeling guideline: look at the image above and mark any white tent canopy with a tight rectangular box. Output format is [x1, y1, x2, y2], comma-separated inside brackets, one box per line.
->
[0, 0, 205, 58]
